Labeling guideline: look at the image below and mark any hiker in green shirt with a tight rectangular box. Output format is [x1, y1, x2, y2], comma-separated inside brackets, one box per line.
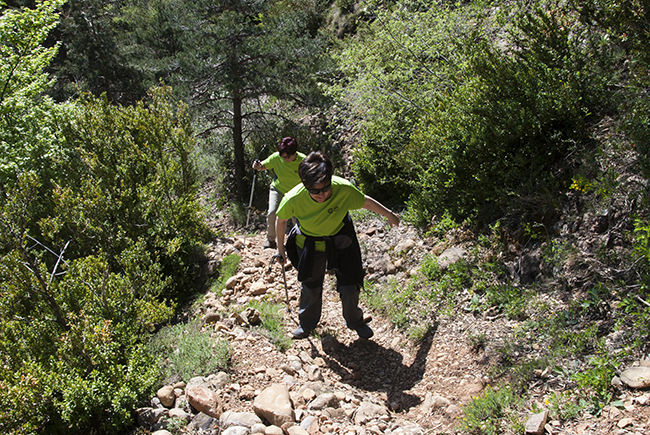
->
[275, 151, 399, 340]
[252, 137, 306, 248]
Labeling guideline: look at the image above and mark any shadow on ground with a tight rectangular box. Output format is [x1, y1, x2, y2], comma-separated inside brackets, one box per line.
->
[307, 325, 437, 412]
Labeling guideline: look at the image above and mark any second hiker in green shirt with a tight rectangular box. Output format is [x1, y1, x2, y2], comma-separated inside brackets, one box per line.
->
[275, 151, 399, 340]
[252, 137, 306, 248]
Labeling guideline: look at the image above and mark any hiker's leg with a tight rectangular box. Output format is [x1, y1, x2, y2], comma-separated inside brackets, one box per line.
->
[338, 283, 364, 329]
[297, 250, 326, 330]
[266, 187, 282, 246]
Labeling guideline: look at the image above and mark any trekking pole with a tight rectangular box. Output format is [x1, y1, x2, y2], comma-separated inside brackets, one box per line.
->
[245, 162, 259, 229]
[245, 138, 270, 229]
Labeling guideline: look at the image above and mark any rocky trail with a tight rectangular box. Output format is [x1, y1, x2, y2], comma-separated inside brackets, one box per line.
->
[136, 214, 650, 435]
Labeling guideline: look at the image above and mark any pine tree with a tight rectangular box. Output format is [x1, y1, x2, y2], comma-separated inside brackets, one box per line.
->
[117, 0, 331, 199]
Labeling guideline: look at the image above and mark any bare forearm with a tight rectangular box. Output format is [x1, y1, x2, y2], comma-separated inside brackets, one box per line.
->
[362, 196, 400, 228]
[276, 218, 288, 259]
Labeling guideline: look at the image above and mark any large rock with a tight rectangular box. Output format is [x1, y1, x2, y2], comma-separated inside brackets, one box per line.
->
[437, 247, 466, 270]
[187, 412, 218, 432]
[253, 384, 295, 427]
[187, 386, 223, 418]
[220, 410, 263, 428]
[156, 385, 175, 408]
[620, 366, 650, 389]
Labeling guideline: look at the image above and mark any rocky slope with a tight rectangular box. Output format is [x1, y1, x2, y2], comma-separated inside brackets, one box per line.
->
[134, 208, 650, 435]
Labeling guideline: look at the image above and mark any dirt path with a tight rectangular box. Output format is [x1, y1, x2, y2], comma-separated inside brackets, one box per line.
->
[196, 214, 650, 435]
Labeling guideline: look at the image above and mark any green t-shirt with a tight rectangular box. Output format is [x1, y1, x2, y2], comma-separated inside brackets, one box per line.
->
[262, 151, 306, 194]
[277, 176, 366, 237]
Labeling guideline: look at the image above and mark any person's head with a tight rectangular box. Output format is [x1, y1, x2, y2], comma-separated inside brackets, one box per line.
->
[299, 151, 333, 202]
[278, 137, 298, 161]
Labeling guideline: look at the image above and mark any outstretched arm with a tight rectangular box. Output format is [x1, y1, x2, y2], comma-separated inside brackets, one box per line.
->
[362, 196, 400, 228]
[276, 218, 288, 262]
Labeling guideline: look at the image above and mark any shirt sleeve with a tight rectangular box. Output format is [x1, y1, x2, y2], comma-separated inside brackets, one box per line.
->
[261, 152, 277, 169]
[276, 194, 293, 220]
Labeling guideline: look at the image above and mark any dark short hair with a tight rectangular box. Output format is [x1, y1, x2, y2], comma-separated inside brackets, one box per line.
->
[278, 137, 298, 156]
[299, 151, 333, 189]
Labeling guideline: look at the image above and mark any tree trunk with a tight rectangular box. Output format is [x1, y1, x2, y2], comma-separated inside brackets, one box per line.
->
[233, 95, 246, 201]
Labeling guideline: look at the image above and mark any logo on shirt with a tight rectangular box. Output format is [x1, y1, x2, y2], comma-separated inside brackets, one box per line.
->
[328, 206, 339, 214]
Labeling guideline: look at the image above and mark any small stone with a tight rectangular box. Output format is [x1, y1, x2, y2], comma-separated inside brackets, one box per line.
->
[321, 335, 340, 353]
[307, 365, 324, 381]
[251, 423, 267, 434]
[253, 384, 294, 427]
[157, 386, 175, 408]
[223, 426, 251, 435]
[633, 393, 650, 405]
[203, 311, 221, 324]
[250, 280, 268, 295]
[225, 276, 238, 289]
[524, 410, 548, 435]
[265, 425, 284, 435]
[302, 388, 316, 401]
[186, 386, 223, 418]
[287, 426, 309, 435]
[617, 418, 634, 428]
[279, 364, 297, 376]
[168, 408, 191, 422]
[309, 393, 338, 411]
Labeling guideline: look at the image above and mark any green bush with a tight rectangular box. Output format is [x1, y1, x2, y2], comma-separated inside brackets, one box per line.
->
[617, 219, 650, 352]
[148, 320, 231, 384]
[462, 385, 522, 435]
[0, 250, 174, 434]
[335, 1, 619, 227]
[572, 354, 615, 414]
[246, 300, 292, 352]
[0, 5, 210, 431]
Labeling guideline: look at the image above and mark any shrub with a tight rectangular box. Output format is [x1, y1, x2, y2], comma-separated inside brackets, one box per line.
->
[462, 385, 522, 435]
[246, 300, 292, 352]
[148, 320, 231, 384]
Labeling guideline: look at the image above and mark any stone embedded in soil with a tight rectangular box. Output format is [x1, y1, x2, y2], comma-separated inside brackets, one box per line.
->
[156, 385, 175, 408]
[620, 366, 650, 389]
[253, 384, 294, 427]
[186, 386, 223, 418]
[524, 410, 548, 435]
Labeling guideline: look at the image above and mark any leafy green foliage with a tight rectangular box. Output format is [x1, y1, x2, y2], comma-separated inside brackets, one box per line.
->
[49, 0, 146, 103]
[461, 385, 523, 435]
[116, 0, 333, 200]
[333, 4, 467, 205]
[617, 219, 650, 352]
[246, 300, 292, 352]
[147, 320, 231, 384]
[335, 1, 619, 227]
[572, 354, 615, 414]
[0, 240, 174, 434]
[0, 6, 209, 430]
[49, 86, 210, 298]
[0, 0, 68, 183]
[572, 0, 650, 177]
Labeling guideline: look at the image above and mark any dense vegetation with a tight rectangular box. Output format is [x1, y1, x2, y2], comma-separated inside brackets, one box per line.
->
[1, 0, 649, 434]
